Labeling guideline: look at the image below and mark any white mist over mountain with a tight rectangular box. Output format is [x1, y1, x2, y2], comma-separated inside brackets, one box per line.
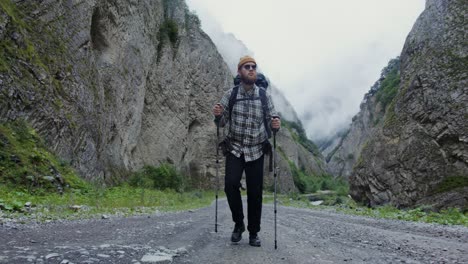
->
[186, 0, 425, 141]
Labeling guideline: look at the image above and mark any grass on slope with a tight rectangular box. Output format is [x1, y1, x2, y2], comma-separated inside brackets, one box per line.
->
[264, 193, 468, 227]
[0, 185, 217, 223]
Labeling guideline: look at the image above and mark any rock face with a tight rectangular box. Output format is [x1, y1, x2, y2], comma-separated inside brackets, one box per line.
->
[275, 127, 328, 192]
[0, 0, 326, 190]
[327, 59, 400, 179]
[350, 0, 468, 210]
[0, 0, 231, 185]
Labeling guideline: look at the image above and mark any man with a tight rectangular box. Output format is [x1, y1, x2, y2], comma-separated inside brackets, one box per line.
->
[212, 56, 281, 247]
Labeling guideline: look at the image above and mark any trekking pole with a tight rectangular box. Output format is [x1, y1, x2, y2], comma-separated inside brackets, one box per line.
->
[272, 116, 280, 250]
[214, 114, 221, 233]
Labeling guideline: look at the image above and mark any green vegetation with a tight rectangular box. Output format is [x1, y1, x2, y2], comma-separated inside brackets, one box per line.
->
[264, 195, 468, 227]
[0, 185, 216, 222]
[338, 200, 468, 226]
[366, 58, 401, 128]
[383, 98, 400, 130]
[156, 18, 179, 61]
[0, 0, 29, 29]
[288, 159, 348, 195]
[445, 49, 468, 81]
[129, 164, 186, 192]
[278, 146, 348, 195]
[161, 19, 179, 46]
[281, 119, 321, 156]
[0, 119, 215, 222]
[433, 176, 468, 194]
[0, 120, 87, 193]
[0, 0, 46, 73]
[0, 0, 68, 100]
[375, 65, 400, 111]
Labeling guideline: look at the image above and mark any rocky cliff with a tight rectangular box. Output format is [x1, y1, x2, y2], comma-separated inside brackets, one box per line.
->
[327, 59, 400, 179]
[0, 0, 326, 191]
[350, 0, 468, 210]
[0, 0, 231, 186]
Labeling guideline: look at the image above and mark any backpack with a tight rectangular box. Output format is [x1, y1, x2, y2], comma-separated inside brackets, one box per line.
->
[228, 73, 272, 138]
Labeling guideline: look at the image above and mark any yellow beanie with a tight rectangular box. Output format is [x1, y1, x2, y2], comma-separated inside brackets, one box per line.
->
[238, 56, 256, 69]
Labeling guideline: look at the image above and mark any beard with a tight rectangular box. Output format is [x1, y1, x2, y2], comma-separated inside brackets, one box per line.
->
[240, 72, 257, 85]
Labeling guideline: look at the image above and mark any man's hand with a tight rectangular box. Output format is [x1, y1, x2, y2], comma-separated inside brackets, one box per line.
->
[213, 103, 224, 117]
[271, 117, 281, 130]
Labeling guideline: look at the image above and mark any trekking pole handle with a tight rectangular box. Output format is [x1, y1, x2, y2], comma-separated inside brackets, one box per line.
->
[271, 115, 280, 134]
[214, 104, 223, 125]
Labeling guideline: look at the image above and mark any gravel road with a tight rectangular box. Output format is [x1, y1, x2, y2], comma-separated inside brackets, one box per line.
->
[0, 198, 467, 263]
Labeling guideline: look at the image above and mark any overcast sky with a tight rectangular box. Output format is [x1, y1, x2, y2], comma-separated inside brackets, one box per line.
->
[186, 0, 425, 141]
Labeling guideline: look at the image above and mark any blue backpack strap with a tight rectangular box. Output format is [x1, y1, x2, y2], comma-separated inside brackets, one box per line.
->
[259, 88, 272, 138]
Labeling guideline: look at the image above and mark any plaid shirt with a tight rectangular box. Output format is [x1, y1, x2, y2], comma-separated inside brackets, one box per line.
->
[218, 84, 277, 162]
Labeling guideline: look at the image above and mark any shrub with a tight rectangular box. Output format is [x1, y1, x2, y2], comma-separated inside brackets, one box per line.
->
[160, 19, 179, 46]
[433, 176, 468, 194]
[130, 163, 185, 192]
[375, 65, 400, 110]
[287, 159, 348, 194]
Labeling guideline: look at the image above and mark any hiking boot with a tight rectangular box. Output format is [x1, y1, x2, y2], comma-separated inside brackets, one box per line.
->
[230, 223, 245, 243]
[249, 233, 261, 247]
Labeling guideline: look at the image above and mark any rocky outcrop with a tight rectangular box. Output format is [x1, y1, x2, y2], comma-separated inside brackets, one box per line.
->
[350, 0, 468, 210]
[275, 127, 328, 192]
[0, 0, 325, 191]
[0, 0, 231, 186]
[319, 130, 345, 159]
[327, 59, 400, 179]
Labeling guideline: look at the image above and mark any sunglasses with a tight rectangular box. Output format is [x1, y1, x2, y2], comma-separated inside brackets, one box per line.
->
[242, 64, 257, 71]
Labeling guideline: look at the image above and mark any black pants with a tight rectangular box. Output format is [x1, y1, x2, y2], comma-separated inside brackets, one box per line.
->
[224, 153, 264, 234]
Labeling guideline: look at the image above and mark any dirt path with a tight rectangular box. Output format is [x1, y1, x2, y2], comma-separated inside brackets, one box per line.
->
[0, 198, 467, 263]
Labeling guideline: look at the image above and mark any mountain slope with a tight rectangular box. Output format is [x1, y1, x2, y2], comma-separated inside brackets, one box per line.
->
[350, 0, 468, 210]
[326, 58, 400, 179]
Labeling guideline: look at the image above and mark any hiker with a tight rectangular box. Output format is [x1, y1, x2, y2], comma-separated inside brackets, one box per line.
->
[212, 56, 281, 247]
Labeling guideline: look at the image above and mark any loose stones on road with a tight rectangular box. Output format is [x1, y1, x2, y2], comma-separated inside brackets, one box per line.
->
[141, 247, 188, 263]
[0, 244, 189, 263]
[45, 253, 60, 259]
